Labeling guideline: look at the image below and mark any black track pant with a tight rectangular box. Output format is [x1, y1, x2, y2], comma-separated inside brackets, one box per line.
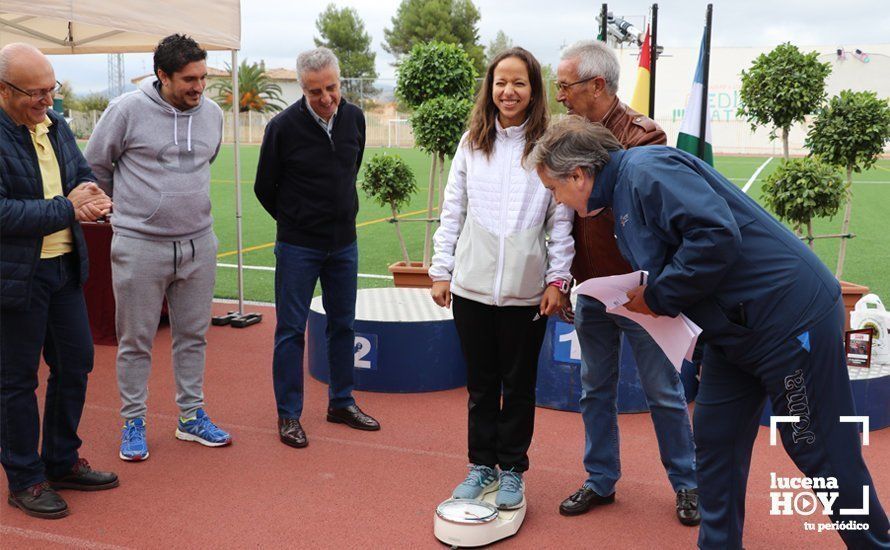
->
[452, 294, 548, 472]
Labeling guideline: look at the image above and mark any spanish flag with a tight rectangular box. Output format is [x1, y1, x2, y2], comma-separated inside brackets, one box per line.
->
[629, 27, 651, 116]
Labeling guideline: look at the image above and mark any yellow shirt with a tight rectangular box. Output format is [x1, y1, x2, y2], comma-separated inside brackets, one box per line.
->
[31, 118, 73, 258]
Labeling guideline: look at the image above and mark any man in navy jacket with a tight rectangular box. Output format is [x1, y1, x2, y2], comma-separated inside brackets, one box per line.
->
[0, 43, 118, 519]
[530, 116, 889, 549]
[254, 47, 378, 449]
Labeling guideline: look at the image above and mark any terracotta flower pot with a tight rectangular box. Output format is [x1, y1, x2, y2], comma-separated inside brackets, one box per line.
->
[840, 280, 870, 332]
[388, 261, 434, 288]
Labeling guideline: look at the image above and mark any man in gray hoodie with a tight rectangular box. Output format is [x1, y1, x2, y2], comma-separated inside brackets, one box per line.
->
[85, 34, 231, 461]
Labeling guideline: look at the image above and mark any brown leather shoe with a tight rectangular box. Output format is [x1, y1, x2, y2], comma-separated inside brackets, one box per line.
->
[48, 458, 119, 491]
[8, 481, 69, 519]
[278, 418, 308, 448]
[326, 404, 380, 431]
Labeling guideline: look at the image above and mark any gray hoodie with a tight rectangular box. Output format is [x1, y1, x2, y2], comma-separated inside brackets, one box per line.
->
[85, 77, 223, 241]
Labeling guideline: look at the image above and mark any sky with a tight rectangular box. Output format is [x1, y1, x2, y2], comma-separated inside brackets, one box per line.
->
[43, 0, 890, 94]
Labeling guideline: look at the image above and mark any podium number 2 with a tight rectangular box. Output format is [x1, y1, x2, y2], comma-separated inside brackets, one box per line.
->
[354, 336, 372, 369]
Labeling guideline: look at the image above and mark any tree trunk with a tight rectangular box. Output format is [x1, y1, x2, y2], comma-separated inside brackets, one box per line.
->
[835, 165, 854, 278]
[781, 127, 789, 161]
[422, 155, 438, 267]
[437, 153, 446, 223]
[391, 204, 410, 265]
[806, 220, 814, 250]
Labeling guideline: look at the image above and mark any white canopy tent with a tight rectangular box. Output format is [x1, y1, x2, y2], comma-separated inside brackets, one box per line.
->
[0, 0, 254, 319]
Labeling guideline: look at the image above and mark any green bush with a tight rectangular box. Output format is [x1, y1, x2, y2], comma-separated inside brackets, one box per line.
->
[410, 96, 472, 158]
[361, 154, 417, 211]
[807, 90, 890, 175]
[762, 157, 845, 246]
[737, 43, 831, 159]
[395, 41, 476, 108]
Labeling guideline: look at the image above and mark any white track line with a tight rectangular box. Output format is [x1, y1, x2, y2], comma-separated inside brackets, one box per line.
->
[742, 157, 773, 193]
[216, 263, 393, 281]
[0, 526, 134, 550]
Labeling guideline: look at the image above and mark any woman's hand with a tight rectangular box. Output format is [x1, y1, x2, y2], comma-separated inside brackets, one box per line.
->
[540, 285, 562, 316]
[431, 281, 452, 308]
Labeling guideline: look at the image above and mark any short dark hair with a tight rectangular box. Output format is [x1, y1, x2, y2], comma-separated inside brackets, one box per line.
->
[153, 34, 207, 78]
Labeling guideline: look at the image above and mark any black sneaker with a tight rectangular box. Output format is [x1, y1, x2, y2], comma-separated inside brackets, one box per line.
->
[676, 488, 701, 526]
[8, 481, 69, 519]
[559, 485, 615, 516]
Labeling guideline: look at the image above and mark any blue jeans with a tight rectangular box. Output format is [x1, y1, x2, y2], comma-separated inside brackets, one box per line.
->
[575, 295, 696, 496]
[0, 254, 93, 491]
[273, 240, 357, 419]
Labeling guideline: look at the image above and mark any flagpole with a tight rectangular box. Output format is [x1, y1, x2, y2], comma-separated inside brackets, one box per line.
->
[599, 3, 608, 42]
[698, 4, 713, 160]
[648, 3, 658, 119]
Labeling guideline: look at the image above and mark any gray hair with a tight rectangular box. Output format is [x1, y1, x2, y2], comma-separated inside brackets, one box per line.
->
[528, 115, 623, 178]
[560, 40, 620, 95]
[296, 47, 340, 85]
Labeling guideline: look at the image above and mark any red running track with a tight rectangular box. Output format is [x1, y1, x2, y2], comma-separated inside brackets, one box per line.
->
[2, 302, 887, 549]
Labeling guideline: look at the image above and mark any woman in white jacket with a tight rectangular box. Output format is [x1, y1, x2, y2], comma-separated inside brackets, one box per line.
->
[430, 47, 574, 510]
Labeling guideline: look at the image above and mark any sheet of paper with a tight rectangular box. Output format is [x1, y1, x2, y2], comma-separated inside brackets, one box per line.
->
[574, 271, 702, 371]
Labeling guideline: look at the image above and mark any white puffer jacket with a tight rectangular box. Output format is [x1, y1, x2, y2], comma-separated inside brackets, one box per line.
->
[430, 122, 574, 306]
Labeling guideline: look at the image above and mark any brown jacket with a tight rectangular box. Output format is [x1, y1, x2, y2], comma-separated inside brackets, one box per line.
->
[570, 98, 666, 281]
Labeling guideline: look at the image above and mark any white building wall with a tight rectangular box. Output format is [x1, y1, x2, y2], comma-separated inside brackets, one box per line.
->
[615, 43, 890, 155]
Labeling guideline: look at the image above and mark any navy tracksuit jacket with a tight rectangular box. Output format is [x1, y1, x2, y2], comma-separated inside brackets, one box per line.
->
[588, 147, 889, 549]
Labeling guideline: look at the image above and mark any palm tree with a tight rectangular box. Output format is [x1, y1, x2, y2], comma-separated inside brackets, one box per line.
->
[208, 60, 286, 113]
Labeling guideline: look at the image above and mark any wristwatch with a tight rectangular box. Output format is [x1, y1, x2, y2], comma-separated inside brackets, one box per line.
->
[548, 279, 570, 294]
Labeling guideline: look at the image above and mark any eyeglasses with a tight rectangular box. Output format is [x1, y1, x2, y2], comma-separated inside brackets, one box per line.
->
[553, 76, 599, 93]
[1, 80, 62, 100]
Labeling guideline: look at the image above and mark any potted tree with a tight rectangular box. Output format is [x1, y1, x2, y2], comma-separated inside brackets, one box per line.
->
[738, 43, 831, 161]
[360, 154, 429, 287]
[806, 89, 890, 278]
[393, 42, 476, 283]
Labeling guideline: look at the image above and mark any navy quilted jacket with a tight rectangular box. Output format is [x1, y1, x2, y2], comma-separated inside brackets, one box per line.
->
[1, 108, 94, 310]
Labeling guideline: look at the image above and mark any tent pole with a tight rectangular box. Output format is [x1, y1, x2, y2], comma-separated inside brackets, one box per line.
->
[210, 51, 262, 329]
[232, 49, 245, 314]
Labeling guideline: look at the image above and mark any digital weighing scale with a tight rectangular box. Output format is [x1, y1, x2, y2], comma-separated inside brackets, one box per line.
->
[434, 491, 526, 548]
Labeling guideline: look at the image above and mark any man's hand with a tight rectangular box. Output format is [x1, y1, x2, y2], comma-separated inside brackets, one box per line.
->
[540, 285, 562, 316]
[69, 183, 112, 222]
[625, 285, 657, 317]
[430, 281, 452, 308]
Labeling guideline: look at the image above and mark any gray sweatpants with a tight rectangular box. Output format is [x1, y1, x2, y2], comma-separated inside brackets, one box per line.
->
[111, 231, 218, 420]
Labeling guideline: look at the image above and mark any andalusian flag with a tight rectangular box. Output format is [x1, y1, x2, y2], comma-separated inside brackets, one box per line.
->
[629, 27, 651, 115]
[677, 32, 714, 165]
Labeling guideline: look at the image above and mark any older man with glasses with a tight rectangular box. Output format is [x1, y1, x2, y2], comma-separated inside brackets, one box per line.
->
[0, 43, 118, 520]
[552, 40, 700, 526]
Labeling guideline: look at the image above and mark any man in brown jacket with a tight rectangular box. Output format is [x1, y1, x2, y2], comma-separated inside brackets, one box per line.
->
[553, 40, 700, 526]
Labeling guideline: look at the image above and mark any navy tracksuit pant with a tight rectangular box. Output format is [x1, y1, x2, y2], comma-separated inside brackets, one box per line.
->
[694, 297, 889, 549]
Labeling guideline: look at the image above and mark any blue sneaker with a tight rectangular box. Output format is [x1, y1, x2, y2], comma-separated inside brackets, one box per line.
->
[175, 409, 232, 447]
[495, 470, 525, 510]
[120, 418, 149, 461]
[452, 464, 498, 500]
